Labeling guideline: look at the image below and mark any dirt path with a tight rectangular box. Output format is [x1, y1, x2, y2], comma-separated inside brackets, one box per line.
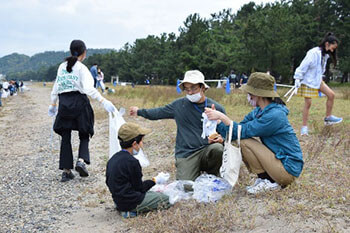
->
[0, 84, 129, 232]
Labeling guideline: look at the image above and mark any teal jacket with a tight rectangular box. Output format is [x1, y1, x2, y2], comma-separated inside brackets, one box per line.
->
[217, 102, 303, 177]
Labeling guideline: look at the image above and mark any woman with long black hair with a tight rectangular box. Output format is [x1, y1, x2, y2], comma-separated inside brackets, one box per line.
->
[293, 32, 342, 135]
[49, 40, 116, 182]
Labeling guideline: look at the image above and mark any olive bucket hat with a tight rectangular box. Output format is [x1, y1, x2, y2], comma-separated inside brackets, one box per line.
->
[240, 72, 279, 98]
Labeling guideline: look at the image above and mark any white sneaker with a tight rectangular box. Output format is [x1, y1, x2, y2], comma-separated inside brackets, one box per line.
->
[247, 179, 280, 194]
[245, 178, 263, 191]
[300, 126, 308, 136]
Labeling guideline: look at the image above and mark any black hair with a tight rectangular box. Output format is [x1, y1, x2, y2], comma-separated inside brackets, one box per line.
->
[266, 97, 286, 106]
[65, 40, 86, 73]
[319, 32, 339, 66]
[119, 135, 144, 149]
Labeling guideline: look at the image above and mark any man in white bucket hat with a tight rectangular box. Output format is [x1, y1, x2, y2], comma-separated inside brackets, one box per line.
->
[130, 70, 226, 181]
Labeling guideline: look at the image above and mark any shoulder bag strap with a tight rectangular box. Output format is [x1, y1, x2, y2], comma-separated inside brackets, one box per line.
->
[226, 121, 233, 143]
[237, 124, 242, 148]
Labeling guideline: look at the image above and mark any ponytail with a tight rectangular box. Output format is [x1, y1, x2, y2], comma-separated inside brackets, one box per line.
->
[65, 56, 78, 73]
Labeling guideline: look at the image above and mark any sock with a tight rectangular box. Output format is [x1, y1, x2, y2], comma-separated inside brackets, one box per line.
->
[78, 158, 84, 163]
[257, 172, 275, 183]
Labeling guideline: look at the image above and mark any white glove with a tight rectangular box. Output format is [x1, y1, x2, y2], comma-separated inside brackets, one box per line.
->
[153, 172, 170, 184]
[48, 105, 57, 117]
[102, 99, 116, 113]
[294, 79, 301, 88]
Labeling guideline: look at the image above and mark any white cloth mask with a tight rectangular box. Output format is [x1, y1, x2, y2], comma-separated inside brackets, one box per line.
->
[247, 94, 257, 107]
[186, 92, 202, 103]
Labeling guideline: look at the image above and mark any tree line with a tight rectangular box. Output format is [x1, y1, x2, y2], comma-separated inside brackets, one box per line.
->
[6, 0, 350, 84]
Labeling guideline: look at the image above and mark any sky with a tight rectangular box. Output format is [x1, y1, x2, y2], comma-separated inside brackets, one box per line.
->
[0, 0, 273, 57]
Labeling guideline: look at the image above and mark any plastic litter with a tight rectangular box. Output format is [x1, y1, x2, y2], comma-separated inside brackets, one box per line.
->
[201, 113, 217, 139]
[109, 107, 126, 158]
[133, 148, 150, 167]
[151, 180, 194, 205]
[193, 174, 232, 203]
[153, 172, 170, 184]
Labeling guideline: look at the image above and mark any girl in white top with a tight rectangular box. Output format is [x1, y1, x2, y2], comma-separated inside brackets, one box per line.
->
[48, 40, 116, 182]
[293, 33, 342, 135]
[97, 68, 105, 93]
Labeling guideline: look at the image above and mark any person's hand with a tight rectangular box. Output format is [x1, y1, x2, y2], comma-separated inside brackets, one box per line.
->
[48, 104, 57, 117]
[208, 134, 224, 144]
[129, 106, 139, 116]
[295, 79, 301, 88]
[101, 99, 116, 113]
[204, 108, 224, 121]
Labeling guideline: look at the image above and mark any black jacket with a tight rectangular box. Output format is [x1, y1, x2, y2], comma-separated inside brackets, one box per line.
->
[106, 150, 155, 211]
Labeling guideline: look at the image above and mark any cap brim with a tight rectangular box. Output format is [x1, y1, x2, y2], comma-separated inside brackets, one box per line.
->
[179, 81, 209, 89]
[139, 127, 152, 135]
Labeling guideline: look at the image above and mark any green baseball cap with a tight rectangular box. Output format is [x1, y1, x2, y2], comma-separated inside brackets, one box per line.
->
[240, 72, 279, 97]
[118, 122, 151, 142]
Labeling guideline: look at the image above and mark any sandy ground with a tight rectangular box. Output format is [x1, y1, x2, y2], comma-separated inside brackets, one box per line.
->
[0, 84, 131, 233]
[1, 84, 349, 233]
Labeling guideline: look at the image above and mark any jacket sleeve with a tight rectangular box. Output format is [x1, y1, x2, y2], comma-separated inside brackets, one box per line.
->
[142, 180, 156, 192]
[137, 101, 176, 120]
[293, 49, 317, 80]
[233, 110, 284, 140]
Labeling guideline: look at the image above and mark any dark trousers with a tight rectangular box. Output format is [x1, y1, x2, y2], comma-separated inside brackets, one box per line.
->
[59, 130, 90, 170]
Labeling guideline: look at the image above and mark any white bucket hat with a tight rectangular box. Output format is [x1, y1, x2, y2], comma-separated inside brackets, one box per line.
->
[179, 70, 209, 90]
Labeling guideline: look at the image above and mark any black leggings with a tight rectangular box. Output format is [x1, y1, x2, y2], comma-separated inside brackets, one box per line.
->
[59, 130, 90, 170]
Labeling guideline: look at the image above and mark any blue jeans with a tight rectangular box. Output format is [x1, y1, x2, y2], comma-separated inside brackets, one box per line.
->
[0, 90, 2, 107]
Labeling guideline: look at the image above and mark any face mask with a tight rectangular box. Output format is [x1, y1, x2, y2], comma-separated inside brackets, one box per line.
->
[247, 94, 257, 107]
[132, 148, 139, 155]
[186, 92, 202, 103]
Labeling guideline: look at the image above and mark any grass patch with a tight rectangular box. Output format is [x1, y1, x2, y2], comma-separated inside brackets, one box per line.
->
[95, 84, 350, 232]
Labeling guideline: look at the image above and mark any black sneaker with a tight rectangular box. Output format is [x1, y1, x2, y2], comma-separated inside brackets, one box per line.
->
[61, 171, 75, 182]
[75, 161, 89, 177]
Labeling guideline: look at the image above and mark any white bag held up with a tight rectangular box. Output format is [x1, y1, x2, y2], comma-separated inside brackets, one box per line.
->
[109, 108, 126, 158]
[220, 122, 242, 187]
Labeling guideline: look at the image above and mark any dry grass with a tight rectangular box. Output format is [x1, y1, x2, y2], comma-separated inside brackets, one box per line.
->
[97, 84, 350, 232]
[37, 82, 349, 232]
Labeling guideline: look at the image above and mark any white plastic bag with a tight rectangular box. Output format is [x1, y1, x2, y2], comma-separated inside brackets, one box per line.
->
[164, 180, 194, 204]
[109, 108, 126, 158]
[134, 148, 150, 167]
[193, 174, 232, 203]
[220, 122, 242, 187]
[201, 112, 217, 139]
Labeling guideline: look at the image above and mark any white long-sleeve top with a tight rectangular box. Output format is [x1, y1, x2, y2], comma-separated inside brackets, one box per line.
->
[293, 47, 329, 89]
[51, 61, 104, 104]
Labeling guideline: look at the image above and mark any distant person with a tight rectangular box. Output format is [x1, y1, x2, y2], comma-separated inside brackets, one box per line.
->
[96, 68, 105, 93]
[129, 70, 225, 181]
[90, 63, 98, 88]
[49, 39, 116, 182]
[106, 122, 171, 218]
[0, 83, 2, 107]
[293, 32, 342, 135]
[205, 72, 303, 194]
[228, 70, 237, 88]
[19, 81, 24, 92]
[240, 72, 248, 85]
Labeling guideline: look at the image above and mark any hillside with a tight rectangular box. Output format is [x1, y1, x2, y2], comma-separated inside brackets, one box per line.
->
[0, 49, 113, 75]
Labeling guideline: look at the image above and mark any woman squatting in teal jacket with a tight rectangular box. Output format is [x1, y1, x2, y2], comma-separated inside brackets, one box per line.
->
[205, 72, 303, 194]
